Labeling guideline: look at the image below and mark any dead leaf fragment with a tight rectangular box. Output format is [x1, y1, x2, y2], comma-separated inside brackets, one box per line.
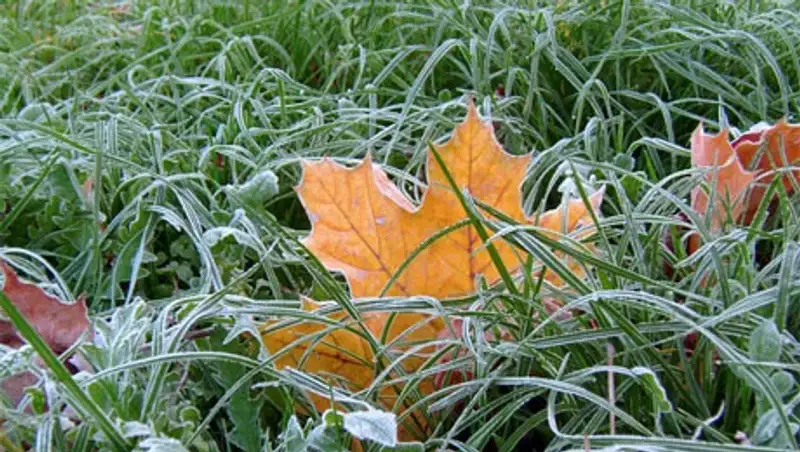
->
[0, 261, 91, 407]
[0, 262, 90, 354]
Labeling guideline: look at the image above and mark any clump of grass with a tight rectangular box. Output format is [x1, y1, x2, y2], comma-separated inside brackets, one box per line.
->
[1, 0, 800, 450]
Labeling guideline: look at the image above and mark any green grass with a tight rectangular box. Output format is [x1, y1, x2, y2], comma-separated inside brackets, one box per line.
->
[2, 0, 800, 450]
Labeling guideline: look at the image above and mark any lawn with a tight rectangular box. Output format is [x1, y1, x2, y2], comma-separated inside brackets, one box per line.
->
[2, 0, 800, 450]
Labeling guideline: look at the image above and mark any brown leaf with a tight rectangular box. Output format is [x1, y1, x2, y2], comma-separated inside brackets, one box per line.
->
[0, 261, 90, 354]
[0, 321, 23, 349]
[1, 373, 40, 408]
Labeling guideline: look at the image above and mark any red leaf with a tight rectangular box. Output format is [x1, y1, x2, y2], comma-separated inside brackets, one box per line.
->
[0, 261, 91, 408]
[685, 120, 800, 254]
[1, 262, 90, 354]
[690, 125, 755, 234]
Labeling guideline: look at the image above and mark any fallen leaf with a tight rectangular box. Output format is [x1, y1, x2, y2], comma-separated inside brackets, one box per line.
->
[0, 261, 91, 407]
[263, 297, 441, 436]
[733, 120, 800, 222]
[689, 125, 755, 252]
[535, 191, 605, 287]
[686, 120, 800, 253]
[263, 99, 604, 436]
[298, 109, 523, 299]
[0, 321, 23, 349]
[0, 262, 90, 353]
[265, 297, 375, 400]
[297, 100, 602, 299]
[1, 372, 40, 409]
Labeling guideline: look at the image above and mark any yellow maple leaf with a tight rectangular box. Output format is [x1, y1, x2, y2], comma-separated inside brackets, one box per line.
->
[263, 297, 440, 433]
[263, 99, 603, 436]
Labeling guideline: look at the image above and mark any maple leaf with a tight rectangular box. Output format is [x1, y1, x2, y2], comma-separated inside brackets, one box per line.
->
[297, 100, 601, 299]
[686, 120, 800, 253]
[0, 261, 91, 407]
[262, 100, 604, 434]
[732, 120, 800, 221]
[265, 297, 375, 397]
[263, 297, 441, 420]
[690, 125, 755, 233]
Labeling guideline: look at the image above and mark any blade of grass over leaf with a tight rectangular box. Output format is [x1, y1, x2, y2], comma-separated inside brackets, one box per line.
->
[0, 291, 131, 451]
[427, 141, 520, 298]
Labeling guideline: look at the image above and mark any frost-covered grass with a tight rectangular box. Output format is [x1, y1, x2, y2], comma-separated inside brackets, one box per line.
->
[2, 0, 800, 450]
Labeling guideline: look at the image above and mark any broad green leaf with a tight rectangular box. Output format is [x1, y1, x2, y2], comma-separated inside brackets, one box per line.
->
[307, 424, 348, 452]
[281, 416, 307, 452]
[225, 170, 279, 207]
[770, 371, 795, 397]
[749, 319, 781, 363]
[342, 410, 398, 447]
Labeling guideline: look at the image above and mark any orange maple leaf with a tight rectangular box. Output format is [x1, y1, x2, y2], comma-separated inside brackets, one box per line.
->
[0, 261, 91, 407]
[690, 125, 756, 232]
[263, 100, 604, 435]
[687, 120, 800, 253]
[263, 297, 375, 395]
[733, 120, 800, 221]
[297, 101, 601, 299]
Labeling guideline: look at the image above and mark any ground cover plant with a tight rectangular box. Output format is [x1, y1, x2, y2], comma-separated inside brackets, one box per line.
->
[2, 0, 800, 450]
